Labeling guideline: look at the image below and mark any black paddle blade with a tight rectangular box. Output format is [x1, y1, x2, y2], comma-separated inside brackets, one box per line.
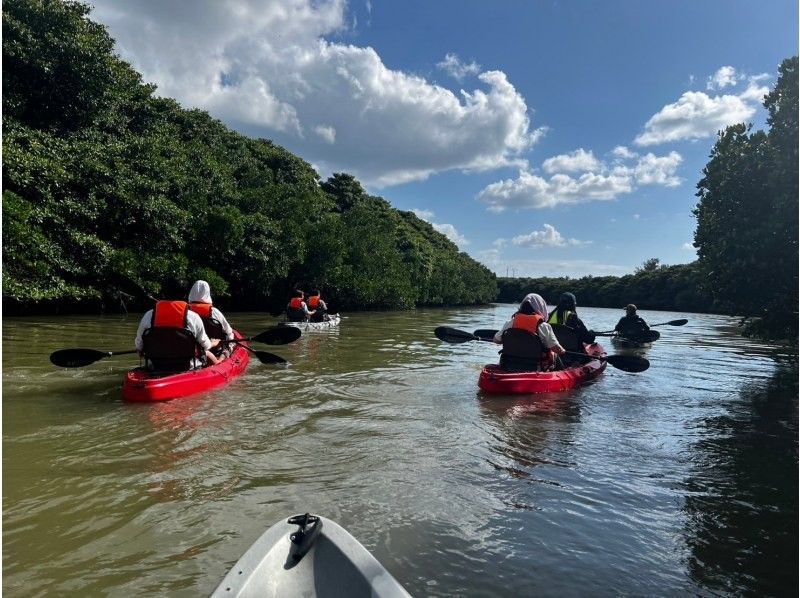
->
[434, 326, 479, 343]
[604, 354, 650, 373]
[663, 318, 688, 326]
[50, 348, 110, 368]
[251, 327, 302, 345]
[253, 350, 287, 364]
[473, 329, 499, 340]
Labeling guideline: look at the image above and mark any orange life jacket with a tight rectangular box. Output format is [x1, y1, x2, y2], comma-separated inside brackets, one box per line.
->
[189, 302, 213, 318]
[151, 300, 189, 328]
[512, 313, 543, 334]
[289, 297, 304, 310]
[307, 295, 321, 309]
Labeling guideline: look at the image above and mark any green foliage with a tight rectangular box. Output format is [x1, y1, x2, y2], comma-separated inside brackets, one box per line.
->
[694, 57, 798, 338]
[496, 262, 710, 314]
[2, 0, 496, 314]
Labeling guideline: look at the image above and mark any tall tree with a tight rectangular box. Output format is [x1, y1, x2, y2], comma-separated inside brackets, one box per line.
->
[694, 57, 798, 337]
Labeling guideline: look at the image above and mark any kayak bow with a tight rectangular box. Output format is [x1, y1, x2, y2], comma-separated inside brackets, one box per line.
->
[211, 513, 410, 597]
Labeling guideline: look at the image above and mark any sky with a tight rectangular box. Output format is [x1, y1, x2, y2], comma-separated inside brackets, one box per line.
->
[87, 0, 797, 278]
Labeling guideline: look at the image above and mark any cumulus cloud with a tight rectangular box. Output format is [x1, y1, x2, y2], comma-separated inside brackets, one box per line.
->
[707, 66, 740, 90]
[411, 209, 469, 247]
[612, 145, 638, 160]
[476, 149, 681, 211]
[634, 69, 770, 146]
[511, 224, 589, 248]
[437, 53, 481, 81]
[542, 148, 601, 174]
[88, 0, 540, 188]
[682, 242, 695, 250]
[432, 223, 469, 247]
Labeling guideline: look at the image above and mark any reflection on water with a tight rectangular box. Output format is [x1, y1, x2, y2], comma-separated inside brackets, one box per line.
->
[683, 359, 798, 596]
[2, 307, 797, 596]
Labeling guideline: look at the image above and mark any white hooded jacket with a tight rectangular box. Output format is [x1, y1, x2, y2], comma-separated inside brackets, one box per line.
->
[188, 280, 234, 340]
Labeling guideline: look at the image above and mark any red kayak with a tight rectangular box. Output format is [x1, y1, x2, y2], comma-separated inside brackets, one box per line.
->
[122, 331, 250, 402]
[478, 342, 607, 394]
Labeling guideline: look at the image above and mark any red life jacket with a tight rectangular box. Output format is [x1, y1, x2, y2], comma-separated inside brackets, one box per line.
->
[151, 300, 189, 328]
[512, 313, 543, 334]
[307, 295, 320, 309]
[289, 297, 304, 310]
[189, 302, 213, 318]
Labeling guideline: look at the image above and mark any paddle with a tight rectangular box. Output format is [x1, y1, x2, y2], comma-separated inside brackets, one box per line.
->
[234, 344, 287, 365]
[222, 326, 302, 345]
[50, 348, 139, 368]
[434, 327, 649, 373]
[49, 327, 299, 368]
[594, 318, 688, 336]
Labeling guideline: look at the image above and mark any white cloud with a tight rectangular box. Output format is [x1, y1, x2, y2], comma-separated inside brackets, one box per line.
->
[634, 77, 769, 146]
[707, 66, 740, 90]
[682, 242, 695, 250]
[612, 145, 638, 160]
[432, 223, 469, 247]
[313, 124, 336, 143]
[542, 148, 601, 174]
[633, 151, 682, 186]
[476, 150, 681, 211]
[437, 53, 481, 81]
[88, 0, 540, 188]
[411, 209, 468, 247]
[633, 214, 640, 219]
[511, 224, 588, 248]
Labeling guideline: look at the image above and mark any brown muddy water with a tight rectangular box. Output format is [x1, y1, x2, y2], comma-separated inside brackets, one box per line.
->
[2, 305, 797, 596]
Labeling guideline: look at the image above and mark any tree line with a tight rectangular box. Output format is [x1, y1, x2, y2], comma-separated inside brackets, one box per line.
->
[2, 0, 497, 316]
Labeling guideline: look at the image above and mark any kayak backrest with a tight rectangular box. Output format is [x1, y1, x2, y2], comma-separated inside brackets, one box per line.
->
[551, 324, 584, 353]
[200, 317, 225, 340]
[142, 327, 200, 372]
[499, 328, 543, 372]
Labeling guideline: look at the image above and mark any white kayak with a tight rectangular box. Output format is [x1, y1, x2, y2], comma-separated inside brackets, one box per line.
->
[282, 314, 341, 330]
[211, 514, 410, 598]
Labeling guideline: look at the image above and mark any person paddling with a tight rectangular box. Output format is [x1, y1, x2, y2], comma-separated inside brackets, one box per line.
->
[306, 289, 328, 323]
[547, 292, 596, 344]
[135, 297, 221, 371]
[187, 280, 234, 358]
[615, 304, 650, 337]
[286, 290, 315, 322]
[493, 293, 565, 371]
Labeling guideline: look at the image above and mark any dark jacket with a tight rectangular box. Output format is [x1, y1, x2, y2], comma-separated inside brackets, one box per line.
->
[615, 315, 650, 336]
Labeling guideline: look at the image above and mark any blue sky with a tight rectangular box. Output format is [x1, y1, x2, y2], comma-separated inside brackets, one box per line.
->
[88, 0, 797, 277]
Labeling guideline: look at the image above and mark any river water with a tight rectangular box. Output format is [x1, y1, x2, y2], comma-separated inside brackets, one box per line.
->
[2, 305, 797, 596]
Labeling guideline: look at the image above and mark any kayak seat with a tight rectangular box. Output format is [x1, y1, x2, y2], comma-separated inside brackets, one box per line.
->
[551, 324, 586, 366]
[309, 309, 327, 323]
[286, 307, 306, 322]
[142, 327, 201, 372]
[200, 317, 225, 340]
[499, 328, 543, 372]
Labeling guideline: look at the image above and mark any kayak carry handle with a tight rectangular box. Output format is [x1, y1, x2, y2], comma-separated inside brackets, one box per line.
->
[287, 513, 323, 563]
